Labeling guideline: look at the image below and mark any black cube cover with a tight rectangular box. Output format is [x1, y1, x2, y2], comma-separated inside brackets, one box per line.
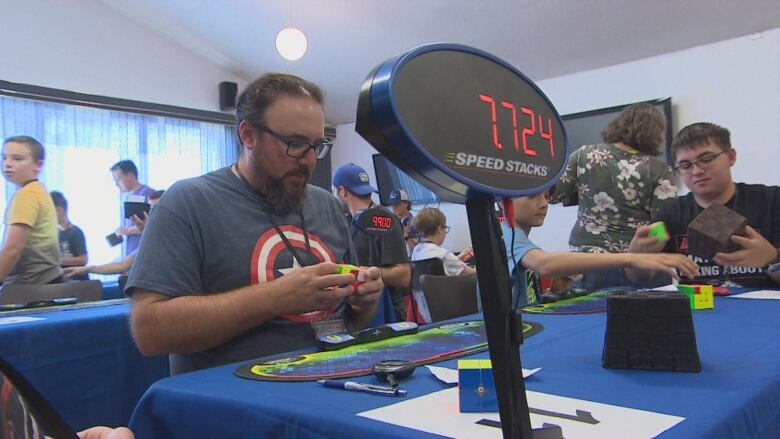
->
[603, 291, 701, 372]
[687, 202, 747, 260]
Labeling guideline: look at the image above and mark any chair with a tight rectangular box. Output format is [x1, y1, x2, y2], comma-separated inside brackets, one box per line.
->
[406, 258, 446, 323]
[411, 258, 445, 291]
[0, 279, 103, 305]
[420, 273, 479, 322]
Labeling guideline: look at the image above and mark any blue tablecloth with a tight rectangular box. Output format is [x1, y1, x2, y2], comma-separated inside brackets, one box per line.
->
[130, 296, 780, 438]
[101, 281, 124, 300]
[0, 301, 169, 431]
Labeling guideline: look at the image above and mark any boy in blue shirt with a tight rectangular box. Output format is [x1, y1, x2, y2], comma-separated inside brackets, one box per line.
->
[502, 190, 698, 307]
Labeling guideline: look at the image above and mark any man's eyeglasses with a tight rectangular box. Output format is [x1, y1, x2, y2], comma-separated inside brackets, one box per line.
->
[441, 225, 451, 233]
[255, 125, 333, 159]
[674, 149, 729, 172]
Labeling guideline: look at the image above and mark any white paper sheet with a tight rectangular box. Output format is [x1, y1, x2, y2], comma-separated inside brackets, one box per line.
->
[359, 387, 684, 439]
[727, 290, 780, 300]
[650, 284, 679, 292]
[426, 365, 541, 385]
[0, 316, 45, 325]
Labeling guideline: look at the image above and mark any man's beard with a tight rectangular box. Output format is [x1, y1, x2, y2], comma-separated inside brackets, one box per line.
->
[264, 166, 311, 215]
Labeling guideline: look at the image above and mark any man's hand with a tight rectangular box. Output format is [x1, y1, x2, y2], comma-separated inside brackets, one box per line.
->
[549, 274, 579, 293]
[346, 266, 383, 312]
[628, 253, 699, 280]
[457, 247, 474, 263]
[629, 224, 667, 254]
[273, 262, 355, 315]
[78, 426, 134, 439]
[131, 212, 149, 233]
[63, 266, 89, 278]
[713, 225, 779, 268]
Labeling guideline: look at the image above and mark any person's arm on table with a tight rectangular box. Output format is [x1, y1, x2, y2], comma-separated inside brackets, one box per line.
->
[624, 224, 673, 284]
[130, 262, 359, 356]
[63, 254, 135, 278]
[0, 224, 30, 282]
[523, 243, 697, 281]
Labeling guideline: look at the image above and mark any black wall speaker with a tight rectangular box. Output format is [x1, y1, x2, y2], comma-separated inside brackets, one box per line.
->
[219, 81, 238, 111]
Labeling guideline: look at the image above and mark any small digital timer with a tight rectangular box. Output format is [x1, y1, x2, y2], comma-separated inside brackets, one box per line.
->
[353, 208, 397, 236]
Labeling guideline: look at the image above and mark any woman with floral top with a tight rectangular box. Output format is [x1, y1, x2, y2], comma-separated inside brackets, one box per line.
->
[551, 103, 677, 289]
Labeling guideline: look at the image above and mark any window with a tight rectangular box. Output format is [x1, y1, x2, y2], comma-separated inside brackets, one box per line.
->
[1, 93, 236, 279]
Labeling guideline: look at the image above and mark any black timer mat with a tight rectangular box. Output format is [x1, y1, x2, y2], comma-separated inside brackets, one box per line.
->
[235, 320, 543, 381]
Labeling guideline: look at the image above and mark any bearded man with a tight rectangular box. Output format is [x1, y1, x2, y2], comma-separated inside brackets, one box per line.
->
[126, 73, 384, 375]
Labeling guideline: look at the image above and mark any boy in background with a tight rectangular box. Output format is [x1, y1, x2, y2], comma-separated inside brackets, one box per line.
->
[0, 136, 62, 285]
[51, 191, 89, 280]
[503, 189, 697, 307]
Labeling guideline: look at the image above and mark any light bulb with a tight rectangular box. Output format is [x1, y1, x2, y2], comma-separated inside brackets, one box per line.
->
[275, 27, 307, 61]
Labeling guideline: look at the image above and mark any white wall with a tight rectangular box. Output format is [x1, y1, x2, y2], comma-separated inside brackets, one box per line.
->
[0, 0, 246, 112]
[533, 27, 780, 252]
[333, 28, 780, 253]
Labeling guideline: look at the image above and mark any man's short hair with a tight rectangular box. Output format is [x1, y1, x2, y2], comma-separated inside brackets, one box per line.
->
[50, 191, 67, 211]
[149, 189, 165, 200]
[3, 135, 45, 161]
[671, 122, 731, 157]
[110, 160, 138, 177]
[601, 103, 666, 156]
[410, 207, 447, 237]
[235, 73, 325, 142]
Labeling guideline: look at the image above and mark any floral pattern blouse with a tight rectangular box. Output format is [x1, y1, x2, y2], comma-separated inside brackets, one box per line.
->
[551, 143, 677, 253]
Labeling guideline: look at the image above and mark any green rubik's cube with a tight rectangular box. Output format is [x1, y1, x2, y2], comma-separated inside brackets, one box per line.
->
[649, 221, 670, 243]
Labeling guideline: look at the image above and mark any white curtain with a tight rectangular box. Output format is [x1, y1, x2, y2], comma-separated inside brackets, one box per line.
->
[1, 95, 237, 276]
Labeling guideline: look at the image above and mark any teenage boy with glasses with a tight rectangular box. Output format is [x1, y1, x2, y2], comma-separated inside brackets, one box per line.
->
[628, 122, 780, 287]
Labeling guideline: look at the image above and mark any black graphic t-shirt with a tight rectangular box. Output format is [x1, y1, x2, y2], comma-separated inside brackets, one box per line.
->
[653, 183, 780, 287]
[349, 205, 410, 321]
[58, 225, 88, 280]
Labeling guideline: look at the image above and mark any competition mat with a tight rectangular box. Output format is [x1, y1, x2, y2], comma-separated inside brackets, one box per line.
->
[235, 320, 543, 381]
[522, 291, 609, 315]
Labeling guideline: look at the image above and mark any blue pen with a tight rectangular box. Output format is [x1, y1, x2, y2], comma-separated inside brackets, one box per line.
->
[317, 379, 407, 396]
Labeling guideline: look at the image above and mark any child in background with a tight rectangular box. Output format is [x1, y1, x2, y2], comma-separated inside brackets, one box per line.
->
[410, 207, 475, 322]
[503, 189, 698, 307]
[0, 136, 62, 285]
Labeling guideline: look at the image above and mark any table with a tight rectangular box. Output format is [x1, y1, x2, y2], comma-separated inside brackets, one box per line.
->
[101, 281, 124, 300]
[129, 295, 780, 438]
[0, 300, 169, 431]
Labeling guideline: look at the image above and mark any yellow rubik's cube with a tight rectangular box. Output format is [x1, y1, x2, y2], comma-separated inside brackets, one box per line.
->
[676, 284, 714, 310]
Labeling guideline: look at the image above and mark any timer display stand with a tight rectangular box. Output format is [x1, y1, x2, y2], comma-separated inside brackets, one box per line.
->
[356, 43, 568, 439]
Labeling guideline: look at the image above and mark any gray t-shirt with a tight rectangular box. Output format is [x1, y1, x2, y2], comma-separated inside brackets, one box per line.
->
[126, 166, 352, 374]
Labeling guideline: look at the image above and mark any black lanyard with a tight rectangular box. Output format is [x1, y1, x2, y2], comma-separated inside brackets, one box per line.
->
[233, 164, 312, 267]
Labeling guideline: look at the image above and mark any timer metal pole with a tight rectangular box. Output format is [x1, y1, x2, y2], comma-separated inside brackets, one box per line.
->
[466, 196, 532, 439]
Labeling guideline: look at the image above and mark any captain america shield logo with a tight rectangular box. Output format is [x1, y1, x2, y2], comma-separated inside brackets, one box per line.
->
[251, 224, 338, 322]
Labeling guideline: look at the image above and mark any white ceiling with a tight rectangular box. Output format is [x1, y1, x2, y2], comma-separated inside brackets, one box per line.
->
[102, 0, 780, 124]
